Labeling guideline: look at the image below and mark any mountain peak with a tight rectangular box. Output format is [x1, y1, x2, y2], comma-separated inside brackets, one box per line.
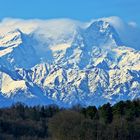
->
[0, 29, 23, 57]
[84, 20, 123, 47]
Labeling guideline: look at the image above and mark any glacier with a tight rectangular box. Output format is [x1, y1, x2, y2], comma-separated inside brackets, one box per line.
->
[0, 16, 140, 107]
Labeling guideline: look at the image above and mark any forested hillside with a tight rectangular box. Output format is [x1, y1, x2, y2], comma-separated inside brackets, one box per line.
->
[0, 100, 140, 140]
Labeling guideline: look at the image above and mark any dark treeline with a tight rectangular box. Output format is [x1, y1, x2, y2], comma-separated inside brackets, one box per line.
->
[0, 100, 140, 140]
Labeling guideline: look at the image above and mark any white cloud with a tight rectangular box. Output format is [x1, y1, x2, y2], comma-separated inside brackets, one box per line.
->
[128, 21, 137, 27]
[0, 16, 140, 50]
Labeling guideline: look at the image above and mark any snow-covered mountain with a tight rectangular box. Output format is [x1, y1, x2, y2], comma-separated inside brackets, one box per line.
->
[0, 16, 140, 107]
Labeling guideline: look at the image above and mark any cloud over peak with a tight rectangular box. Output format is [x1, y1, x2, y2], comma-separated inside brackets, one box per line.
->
[0, 16, 140, 50]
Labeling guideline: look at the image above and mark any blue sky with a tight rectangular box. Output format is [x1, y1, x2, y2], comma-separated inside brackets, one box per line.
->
[0, 0, 140, 25]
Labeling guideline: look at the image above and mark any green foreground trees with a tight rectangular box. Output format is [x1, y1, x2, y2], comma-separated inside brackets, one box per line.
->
[0, 100, 139, 140]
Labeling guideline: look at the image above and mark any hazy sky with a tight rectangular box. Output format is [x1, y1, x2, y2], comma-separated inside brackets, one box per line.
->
[0, 0, 139, 25]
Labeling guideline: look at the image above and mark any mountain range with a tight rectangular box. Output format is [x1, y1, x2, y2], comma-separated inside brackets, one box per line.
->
[0, 16, 140, 107]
